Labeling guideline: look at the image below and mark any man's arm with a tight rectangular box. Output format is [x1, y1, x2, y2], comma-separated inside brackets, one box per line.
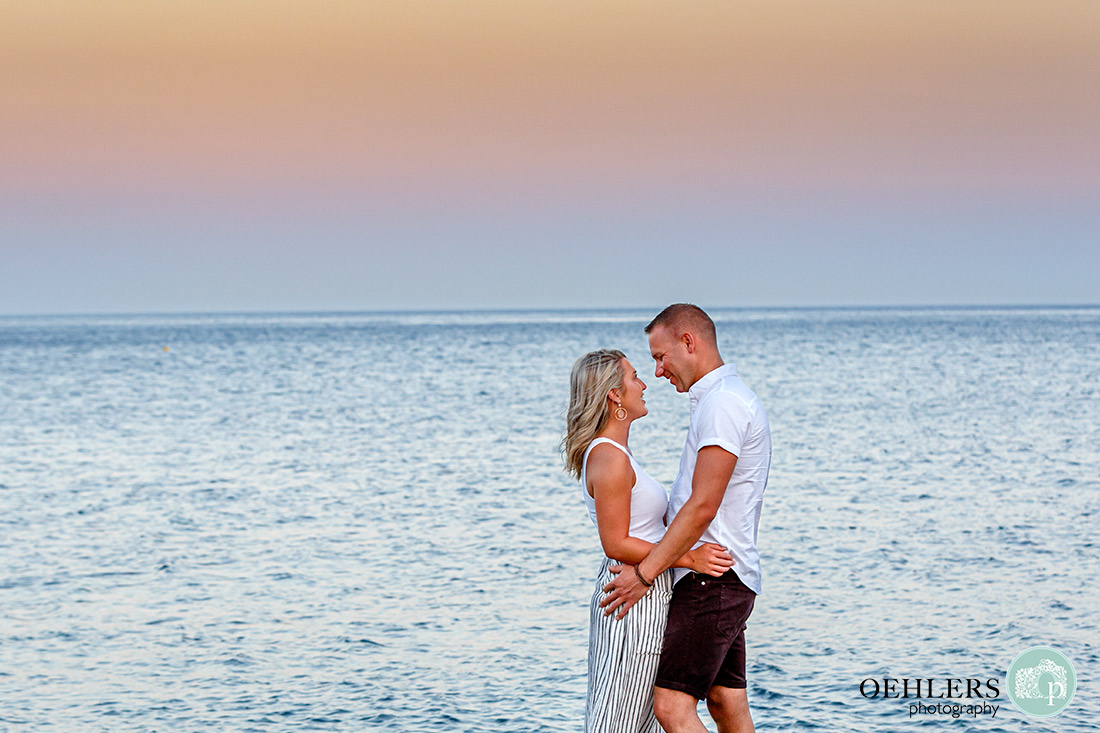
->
[600, 445, 737, 618]
[590, 444, 735, 570]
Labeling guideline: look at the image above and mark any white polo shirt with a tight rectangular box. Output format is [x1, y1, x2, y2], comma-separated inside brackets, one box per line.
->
[667, 363, 771, 593]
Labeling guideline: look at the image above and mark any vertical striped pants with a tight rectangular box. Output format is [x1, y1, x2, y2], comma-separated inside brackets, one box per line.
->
[585, 557, 674, 733]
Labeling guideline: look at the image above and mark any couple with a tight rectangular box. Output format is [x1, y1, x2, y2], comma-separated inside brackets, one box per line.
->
[563, 304, 771, 733]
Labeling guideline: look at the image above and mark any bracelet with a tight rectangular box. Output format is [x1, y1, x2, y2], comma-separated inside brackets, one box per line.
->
[633, 564, 654, 588]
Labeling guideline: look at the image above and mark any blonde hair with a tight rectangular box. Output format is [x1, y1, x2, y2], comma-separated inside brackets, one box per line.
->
[561, 349, 626, 479]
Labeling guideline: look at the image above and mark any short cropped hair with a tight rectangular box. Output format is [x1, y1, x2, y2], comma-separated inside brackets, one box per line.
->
[644, 303, 717, 346]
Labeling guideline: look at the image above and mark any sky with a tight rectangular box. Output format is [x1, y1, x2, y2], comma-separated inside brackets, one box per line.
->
[2, 0, 1098, 314]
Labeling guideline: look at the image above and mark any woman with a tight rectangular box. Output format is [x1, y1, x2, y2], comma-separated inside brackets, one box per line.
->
[562, 349, 733, 733]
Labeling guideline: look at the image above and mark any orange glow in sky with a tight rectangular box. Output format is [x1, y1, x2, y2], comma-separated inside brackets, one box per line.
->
[3, 0, 1098, 203]
[3, 1, 1099, 313]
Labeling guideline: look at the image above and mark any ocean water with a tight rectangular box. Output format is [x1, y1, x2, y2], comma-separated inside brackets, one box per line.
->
[1, 307, 1097, 732]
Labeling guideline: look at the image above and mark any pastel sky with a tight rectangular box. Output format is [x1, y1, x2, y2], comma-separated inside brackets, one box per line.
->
[3, 1, 1098, 313]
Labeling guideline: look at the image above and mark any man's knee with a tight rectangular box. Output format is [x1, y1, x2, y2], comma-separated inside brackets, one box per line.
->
[653, 686, 697, 726]
[706, 686, 749, 716]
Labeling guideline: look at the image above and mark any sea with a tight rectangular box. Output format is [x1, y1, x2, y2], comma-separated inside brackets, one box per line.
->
[1, 307, 1097, 732]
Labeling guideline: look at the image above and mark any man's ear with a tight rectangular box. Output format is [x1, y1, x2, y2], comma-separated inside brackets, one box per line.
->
[682, 331, 696, 354]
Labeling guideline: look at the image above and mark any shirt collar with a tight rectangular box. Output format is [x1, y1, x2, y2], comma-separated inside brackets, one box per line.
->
[688, 362, 738, 412]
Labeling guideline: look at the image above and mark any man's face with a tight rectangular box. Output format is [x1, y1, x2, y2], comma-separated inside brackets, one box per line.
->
[648, 325, 692, 393]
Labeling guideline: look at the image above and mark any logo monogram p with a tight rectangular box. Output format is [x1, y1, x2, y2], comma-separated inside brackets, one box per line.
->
[1006, 647, 1076, 717]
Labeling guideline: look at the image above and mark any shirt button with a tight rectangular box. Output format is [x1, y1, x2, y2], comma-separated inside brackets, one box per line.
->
[700, 581, 706, 586]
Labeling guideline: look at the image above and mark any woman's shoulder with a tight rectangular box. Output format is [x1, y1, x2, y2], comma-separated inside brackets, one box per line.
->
[584, 441, 635, 485]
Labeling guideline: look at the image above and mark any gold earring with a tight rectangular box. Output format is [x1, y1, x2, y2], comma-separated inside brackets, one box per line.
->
[615, 403, 628, 420]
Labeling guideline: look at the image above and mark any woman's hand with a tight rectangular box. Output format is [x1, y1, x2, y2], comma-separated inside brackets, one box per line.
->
[685, 543, 734, 577]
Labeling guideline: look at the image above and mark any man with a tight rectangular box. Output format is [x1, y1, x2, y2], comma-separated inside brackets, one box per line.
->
[600, 304, 772, 733]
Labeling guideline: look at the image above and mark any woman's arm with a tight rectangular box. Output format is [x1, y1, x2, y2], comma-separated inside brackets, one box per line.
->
[588, 444, 652, 565]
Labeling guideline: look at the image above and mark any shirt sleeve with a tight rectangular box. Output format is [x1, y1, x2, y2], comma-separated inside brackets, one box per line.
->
[694, 391, 750, 458]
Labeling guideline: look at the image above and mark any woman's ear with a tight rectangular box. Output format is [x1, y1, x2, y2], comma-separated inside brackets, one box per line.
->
[607, 388, 622, 405]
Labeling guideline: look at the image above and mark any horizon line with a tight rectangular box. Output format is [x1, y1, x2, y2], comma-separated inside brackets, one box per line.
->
[3, 302, 1099, 320]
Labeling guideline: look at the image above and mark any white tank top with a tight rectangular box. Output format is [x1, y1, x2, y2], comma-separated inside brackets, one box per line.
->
[581, 437, 668, 545]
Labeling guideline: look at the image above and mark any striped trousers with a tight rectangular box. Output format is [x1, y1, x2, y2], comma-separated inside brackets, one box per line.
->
[585, 557, 674, 733]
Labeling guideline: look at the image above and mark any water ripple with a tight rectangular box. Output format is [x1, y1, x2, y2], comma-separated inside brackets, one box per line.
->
[1, 307, 1098, 730]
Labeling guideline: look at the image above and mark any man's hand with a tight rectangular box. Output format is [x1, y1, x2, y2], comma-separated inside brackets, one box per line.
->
[599, 564, 648, 619]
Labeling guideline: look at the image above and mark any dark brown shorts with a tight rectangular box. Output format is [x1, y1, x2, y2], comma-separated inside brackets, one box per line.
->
[653, 569, 756, 700]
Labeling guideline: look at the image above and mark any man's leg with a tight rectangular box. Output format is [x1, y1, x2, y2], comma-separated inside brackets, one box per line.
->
[706, 685, 754, 733]
[653, 686, 708, 733]
[654, 573, 755, 732]
[653, 573, 726, 733]
[705, 582, 756, 733]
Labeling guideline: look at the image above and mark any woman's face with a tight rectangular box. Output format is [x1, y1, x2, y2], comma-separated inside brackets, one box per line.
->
[614, 358, 648, 420]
